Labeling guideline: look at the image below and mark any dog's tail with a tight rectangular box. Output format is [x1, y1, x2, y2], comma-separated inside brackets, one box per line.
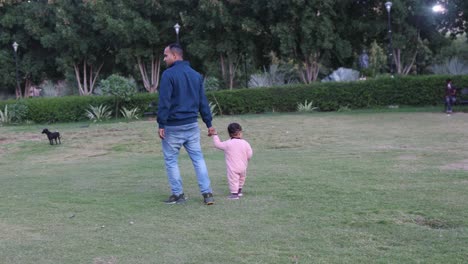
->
[54, 129, 62, 140]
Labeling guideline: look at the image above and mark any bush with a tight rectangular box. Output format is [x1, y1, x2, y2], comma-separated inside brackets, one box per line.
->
[9, 100, 29, 123]
[1, 75, 467, 124]
[207, 75, 468, 113]
[430, 57, 468, 75]
[100, 75, 137, 118]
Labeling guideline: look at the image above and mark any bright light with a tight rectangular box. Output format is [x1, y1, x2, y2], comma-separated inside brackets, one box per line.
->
[432, 4, 445, 13]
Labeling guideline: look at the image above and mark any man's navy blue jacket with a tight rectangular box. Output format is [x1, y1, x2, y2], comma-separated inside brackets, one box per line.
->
[157, 61, 212, 129]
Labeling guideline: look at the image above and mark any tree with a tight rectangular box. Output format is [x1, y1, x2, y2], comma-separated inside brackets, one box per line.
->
[0, 0, 61, 98]
[436, 0, 468, 37]
[268, 0, 352, 83]
[40, 0, 110, 95]
[187, 0, 258, 89]
[344, 0, 451, 75]
[100, 74, 136, 118]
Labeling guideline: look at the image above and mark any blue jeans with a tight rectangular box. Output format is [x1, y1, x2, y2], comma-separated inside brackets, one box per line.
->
[161, 122, 212, 196]
[445, 96, 456, 113]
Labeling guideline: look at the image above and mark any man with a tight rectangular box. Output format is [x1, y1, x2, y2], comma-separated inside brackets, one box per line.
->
[445, 78, 456, 115]
[157, 43, 216, 205]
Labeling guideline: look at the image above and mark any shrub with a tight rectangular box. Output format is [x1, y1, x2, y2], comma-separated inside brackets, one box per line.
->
[100, 75, 137, 118]
[85, 104, 112, 122]
[0, 105, 11, 125]
[1, 75, 467, 124]
[430, 57, 468, 75]
[9, 100, 29, 123]
[120, 107, 140, 121]
[248, 64, 299, 88]
[297, 100, 318, 112]
[204, 76, 221, 91]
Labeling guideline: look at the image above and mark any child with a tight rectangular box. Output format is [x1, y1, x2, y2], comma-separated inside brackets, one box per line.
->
[211, 123, 253, 200]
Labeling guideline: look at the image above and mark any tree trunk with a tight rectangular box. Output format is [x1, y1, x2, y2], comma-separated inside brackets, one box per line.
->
[137, 56, 160, 93]
[403, 50, 418, 75]
[394, 49, 401, 74]
[220, 54, 227, 87]
[15, 84, 22, 99]
[300, 53, 320, 84]
[394, 48, 417, 75]
[227, 55, 240, 90]
[73, 59, 104, 95]
[23, 78, 32, 98]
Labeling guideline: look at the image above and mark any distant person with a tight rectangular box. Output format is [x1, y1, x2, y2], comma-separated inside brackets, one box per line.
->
[211, 123, 253, 200]
[445, 78, 457, 115]
[157, 43, 216, 205]
[359, 50, 369, 69]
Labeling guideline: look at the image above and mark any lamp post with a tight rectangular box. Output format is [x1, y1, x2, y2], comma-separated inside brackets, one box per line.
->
[12, 41, 21, 98]
[385, 1, 393, 76]
[174, 23, 180, 44]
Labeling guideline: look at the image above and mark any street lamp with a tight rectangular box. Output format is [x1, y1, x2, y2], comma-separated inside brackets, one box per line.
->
[12, 41, 20, 97]
[385, 1, 393, 76]
[174, 23, 180, 44]
[432, 4, 445, 13]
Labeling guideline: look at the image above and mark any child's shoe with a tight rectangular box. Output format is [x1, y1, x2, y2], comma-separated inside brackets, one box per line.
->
[238, 188, 243, 197]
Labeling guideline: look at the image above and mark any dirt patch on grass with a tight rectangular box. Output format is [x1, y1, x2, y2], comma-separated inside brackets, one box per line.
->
[93, 256, 117, 264]
[0, 137, 19, 145]
[0, 222, 44, 240]
[0, 133, 42, 144]
[398, 155, 418, 160]
[396, 214, 454, 229]
[440, 160, 468, 171]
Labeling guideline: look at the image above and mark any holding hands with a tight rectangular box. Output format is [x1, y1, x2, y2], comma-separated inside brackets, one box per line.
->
[208, 127, 217, 137]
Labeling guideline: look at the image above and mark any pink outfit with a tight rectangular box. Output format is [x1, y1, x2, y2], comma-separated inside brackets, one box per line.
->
[213, 135, 253, 194]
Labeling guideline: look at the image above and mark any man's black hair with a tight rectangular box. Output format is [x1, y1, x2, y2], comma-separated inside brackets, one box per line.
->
[228, 123, 242, 137]
[168, 43, 184, 58]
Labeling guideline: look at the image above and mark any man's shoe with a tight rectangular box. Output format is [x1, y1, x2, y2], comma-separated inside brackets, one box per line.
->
[164, 193, 186, 204]
[202, 193, 214, 205]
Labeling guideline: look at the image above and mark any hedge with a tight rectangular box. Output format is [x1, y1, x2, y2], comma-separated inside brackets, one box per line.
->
[0, 93, 157, 123]
[0, 75, 467, 124]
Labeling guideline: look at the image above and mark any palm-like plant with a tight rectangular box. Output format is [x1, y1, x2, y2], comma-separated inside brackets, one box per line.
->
[120, 107, 140, 120]
[297, 100, 318, 112]
[0, 105, 12, 125]
[209, 102, 217, 117]
[85, 104, 112, 122]
[430, 57, 468, 75]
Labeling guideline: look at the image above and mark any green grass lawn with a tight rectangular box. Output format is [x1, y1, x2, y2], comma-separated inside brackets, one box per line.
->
[1, 109, 467, 263]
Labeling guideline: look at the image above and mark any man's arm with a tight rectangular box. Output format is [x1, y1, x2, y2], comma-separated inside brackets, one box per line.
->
[198, 76, 212, 128]
[159, 128, 165, 139]
[157, 72, 173, 130]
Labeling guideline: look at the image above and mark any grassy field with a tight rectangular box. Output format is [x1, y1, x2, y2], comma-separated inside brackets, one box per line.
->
[0, 109, 467, 263]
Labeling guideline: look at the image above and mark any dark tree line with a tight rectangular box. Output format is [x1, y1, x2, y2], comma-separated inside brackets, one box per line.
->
[0, 0, 466, 98]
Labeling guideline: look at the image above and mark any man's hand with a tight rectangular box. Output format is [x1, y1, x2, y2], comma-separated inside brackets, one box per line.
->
[159, 128, 165, 139]
[208, 127, 216, 137]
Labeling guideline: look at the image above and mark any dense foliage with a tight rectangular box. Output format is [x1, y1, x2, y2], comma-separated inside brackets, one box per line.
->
[1, 75, 467, 124]
[1, 0, 467, 98]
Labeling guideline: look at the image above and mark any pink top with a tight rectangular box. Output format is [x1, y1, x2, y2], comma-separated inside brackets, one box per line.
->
[213, 135, 253, 173]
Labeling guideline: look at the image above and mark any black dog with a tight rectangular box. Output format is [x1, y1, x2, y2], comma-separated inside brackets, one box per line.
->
[42, 128, 61, 145]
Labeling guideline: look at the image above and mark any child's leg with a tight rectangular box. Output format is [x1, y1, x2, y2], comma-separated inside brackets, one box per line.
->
[237, 171, 247, 196]
[238, 171, 247, 190]
[227, 170, 240, 194]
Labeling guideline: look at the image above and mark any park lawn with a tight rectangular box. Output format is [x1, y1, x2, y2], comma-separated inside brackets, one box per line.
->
[0, 109, 467, 264]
